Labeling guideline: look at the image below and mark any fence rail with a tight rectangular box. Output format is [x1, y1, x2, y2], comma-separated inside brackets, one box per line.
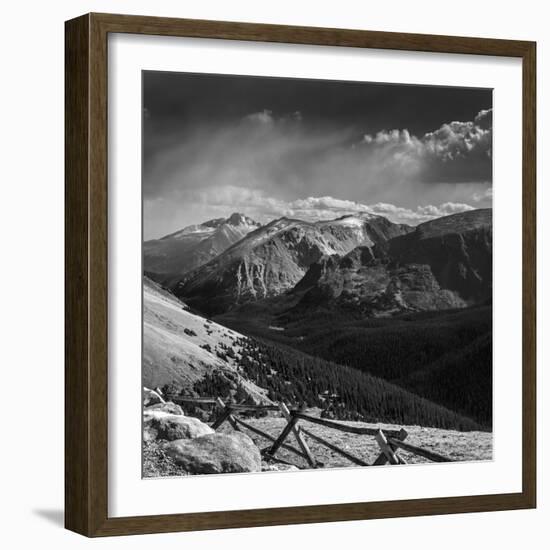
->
[387, 437, 452, 463]
[163, 394, 454, 468]
[292, 412, 405, 439]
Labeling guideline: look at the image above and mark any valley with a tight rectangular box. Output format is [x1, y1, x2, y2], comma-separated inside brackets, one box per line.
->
[143, 208, 493, 456]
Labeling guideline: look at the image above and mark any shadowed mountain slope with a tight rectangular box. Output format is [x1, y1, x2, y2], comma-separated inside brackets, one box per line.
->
[294, 209, 492, 315]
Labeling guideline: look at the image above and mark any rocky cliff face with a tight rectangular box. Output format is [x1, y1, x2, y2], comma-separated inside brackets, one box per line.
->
[174, 214, 413, 315]
[387, 209, 492, 303]
[296, 209, 491, 315]
[144, 213, 261, 276]
[298, 248, 465, 315]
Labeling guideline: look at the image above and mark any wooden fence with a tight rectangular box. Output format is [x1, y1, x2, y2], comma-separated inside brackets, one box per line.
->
[166, 395, 453, 468]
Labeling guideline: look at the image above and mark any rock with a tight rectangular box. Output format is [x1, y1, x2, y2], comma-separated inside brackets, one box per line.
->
[162, 432, 261, 474]
[189, 406, 212, 423]
[143, 424, 158, 442]
[143, 387, 164, 407]
[146, 402, 184, 416]
[143, 410, 170, 442]
[145, 413, 214, 441]
[143, 409, 172, 421]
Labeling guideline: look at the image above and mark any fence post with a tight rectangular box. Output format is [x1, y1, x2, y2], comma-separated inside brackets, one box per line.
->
[233, 416, 309, 462]
[268, 413, 299, 457]
[215, 397, 241, 432]
[373, 428, 407, 466]
[211, 399, 233, 430]
[395, 453, 408, 465]
[278, 402, 316, 468]
[374, 429, 400, 465]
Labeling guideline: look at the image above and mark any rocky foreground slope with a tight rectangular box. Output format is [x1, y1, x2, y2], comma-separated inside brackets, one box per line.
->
[143, 388, 264, 477]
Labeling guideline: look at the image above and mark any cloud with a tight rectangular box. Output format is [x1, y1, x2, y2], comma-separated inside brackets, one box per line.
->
[361, 108, 493, 180]
[475, 108, 492, 130]
[362, 109, 492, 160]
[178, 187, 479, 227]
[417, 202, 475, 216]
[423, 120, 491, 161]
[289, 197, 476, 225]
[472, 187, 493, 202]
[243, 109, 274, 125]
[143, 109, 492, 238]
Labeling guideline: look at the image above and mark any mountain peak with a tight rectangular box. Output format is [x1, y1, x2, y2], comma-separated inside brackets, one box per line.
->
[317, 213, 377, 227]
[145, 213, 261, 276]
[159, 213, 260, 239]
[201, 217, 227, 229]
[226, 212, 258, 227]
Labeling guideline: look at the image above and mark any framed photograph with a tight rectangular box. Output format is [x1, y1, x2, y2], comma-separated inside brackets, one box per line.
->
[65, 13, 536, 537]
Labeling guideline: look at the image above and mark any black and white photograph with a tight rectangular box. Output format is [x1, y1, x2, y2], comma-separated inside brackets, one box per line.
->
[141, 71, 493, 477]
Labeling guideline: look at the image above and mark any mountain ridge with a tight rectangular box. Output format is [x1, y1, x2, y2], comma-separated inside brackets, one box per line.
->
[144, 212, 261, 276]
[174, 213, 413, 315]
[292, 208, 492, 315]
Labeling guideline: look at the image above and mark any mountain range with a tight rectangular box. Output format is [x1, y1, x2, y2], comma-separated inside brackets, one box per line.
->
[171, 213, 414, 315]
[156, 208, 491, 317]
[294, 208, 492, 315]
[143, 207, 493, 430]
[144, 213, 261, 276]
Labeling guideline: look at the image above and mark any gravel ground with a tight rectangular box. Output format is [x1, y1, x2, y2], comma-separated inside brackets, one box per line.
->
[218, 414, 492, 470]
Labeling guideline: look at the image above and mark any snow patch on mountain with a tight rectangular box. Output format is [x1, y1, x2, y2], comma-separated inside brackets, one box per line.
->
[144, 213, 262, 275]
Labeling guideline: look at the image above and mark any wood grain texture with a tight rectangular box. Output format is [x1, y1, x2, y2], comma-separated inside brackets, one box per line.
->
[65, 12, 537, 537]
[521, 41, 537, 509]
[65, 14, 90, 535]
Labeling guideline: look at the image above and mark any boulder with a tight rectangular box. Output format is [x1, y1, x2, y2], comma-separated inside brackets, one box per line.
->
[143, 410, 168, 442]
[145, 413, 214, 441]
[143, 409, 171, 423]
[162, 432, 261, 474]
[146, 402, 184, 416]
[143, 387, 164, 407]
[143, 424, 158, 443]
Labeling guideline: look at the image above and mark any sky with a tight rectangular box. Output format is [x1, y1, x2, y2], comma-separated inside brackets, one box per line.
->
[143, 71, 492, 240]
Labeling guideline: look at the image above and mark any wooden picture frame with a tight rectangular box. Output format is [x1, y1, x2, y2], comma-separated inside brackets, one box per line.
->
[65, 12, 536, 537]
